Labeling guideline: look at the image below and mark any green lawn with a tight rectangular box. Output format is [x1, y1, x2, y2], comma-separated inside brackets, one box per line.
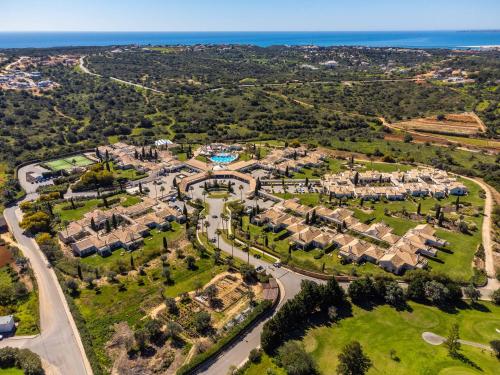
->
[54, 193, 141, 222]
[244, 302, 500, 375]
[109, 162, 147, 181]
[0, 368, 24, 375]
[0, 267, 39, 335]
[80, 224, 185, 271]
[359, 161, 413, 173]
[242, 353, 286, 375]
[291, 158, 346, 179]
[274, 178, 484, 281]
[120, 194, 142, 207]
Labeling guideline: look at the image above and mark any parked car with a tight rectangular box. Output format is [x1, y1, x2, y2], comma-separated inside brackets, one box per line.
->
[273, 262, 281, 268]
[255, 265, 264, 272]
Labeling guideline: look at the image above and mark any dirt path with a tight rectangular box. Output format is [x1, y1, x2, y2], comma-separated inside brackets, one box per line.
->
[462, 177, 496, 278]
[53, 106, 77, 123]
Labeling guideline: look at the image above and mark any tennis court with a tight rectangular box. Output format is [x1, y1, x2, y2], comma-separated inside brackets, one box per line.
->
[45, 154, 95, 172]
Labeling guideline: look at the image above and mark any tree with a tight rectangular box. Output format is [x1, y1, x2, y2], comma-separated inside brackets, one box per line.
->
[464, 284, 480, 303]
[162, 266, 171, 283]
[162, 236, 168, 252]
[336, 341, 372, 375]
[425, 280, 449, 306]
[65, 278, 79, 296]
[165, 320, 183, 339]
[134, 328, 148, 351]
[20, 211, 51, 234]
[185, 255, 196, 270]
[403, 133, 413, 143]
[435, 204, 441, 219]
[204, 284, 218, 305]
[193, 311, 212, 334]
[145, 318, 163, 341]
[384, 282, 405, 307]
[492, 288, 500, 305]
[490, 340, 500, 359]
[277, 341, 317, 375]
[248, 348, 262, 363]
[165, 297, 178, 315]
[444, 323, 461, 358]
[320, 277, 345, 310]
[348, 277, 375, 304]
[215, 228, 222, 249]
[90, 217, 97, 231]
[417, 203, 421, 215]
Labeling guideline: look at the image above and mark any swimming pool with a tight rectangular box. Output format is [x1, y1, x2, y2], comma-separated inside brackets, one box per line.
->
[209, 153, 238, 164]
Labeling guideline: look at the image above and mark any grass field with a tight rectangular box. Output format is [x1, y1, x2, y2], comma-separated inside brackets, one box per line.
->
[54, 193, 139, 222]
[0, 368, 24, 375]
[108, 162, 147, 181]
[75, 245, 227, 369]
[0, 267, 39, 335]
[45, 154, 95, 172]
[272, 177, 484, 281]
[80, 224, 185, 271]
[244, 302, 500, 375]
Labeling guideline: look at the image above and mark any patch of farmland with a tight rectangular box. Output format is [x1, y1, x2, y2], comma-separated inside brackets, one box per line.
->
[393, 112, 485, 136]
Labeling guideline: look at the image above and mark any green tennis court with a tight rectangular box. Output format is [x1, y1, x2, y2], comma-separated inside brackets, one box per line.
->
[45, 154, 95, 171]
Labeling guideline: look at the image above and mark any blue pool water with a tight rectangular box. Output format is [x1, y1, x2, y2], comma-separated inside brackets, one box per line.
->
[210, 153, 238, 164]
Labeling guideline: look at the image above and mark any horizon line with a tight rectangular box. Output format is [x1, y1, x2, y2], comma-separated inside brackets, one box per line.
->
[1, 29, 499, 33]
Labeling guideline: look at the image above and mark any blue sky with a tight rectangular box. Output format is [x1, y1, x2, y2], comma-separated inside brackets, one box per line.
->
[2, 0, 499, 32]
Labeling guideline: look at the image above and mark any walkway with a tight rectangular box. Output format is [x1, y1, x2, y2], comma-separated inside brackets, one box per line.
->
[422, 332, 493, 351]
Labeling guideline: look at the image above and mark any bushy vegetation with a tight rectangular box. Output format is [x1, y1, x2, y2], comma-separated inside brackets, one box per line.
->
[0, 347, 44, 375]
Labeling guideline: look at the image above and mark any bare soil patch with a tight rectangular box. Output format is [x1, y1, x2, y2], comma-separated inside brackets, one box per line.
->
[392, 112, 484, 136]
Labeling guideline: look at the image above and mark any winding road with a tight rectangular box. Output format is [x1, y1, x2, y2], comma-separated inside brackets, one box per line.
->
[4, 153, 498, 374]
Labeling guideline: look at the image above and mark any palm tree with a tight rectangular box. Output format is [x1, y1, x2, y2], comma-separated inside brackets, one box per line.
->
[199, 213, 206, 232]
[239, 185, 244, 202]
[204, 220, 210, 235]
[189, 185, 194, 199]
[215, 228, 222, 249]
[228, 234, 235, 258]
[202, 190, 207, 205]
[221, 213, 228, 231]
[160, 184, 166, 198]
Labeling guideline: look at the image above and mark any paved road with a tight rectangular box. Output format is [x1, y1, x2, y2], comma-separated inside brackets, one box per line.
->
[191, 186, 345, 375]
[0, 206, 92, 375]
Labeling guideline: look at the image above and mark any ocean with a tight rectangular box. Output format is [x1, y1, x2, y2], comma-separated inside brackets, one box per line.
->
[0, 31, 499, 49]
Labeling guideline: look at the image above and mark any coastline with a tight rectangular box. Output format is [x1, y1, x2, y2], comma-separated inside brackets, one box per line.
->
[1, 30, 500, 49]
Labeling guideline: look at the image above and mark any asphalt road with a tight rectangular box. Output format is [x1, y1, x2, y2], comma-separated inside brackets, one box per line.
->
[192, 186, 340, 375]
[0, 206, 92, 375]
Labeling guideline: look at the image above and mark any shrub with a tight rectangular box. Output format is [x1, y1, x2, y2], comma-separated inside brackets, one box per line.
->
[248, 348, 262, 363]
